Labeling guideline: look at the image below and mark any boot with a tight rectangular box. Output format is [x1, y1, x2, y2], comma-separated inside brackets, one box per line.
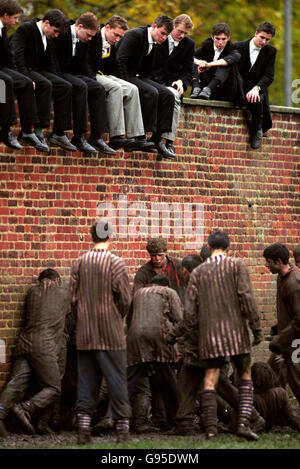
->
[13, 401, 36, 434]
[77, 412, 91, 445]
[201, 390, 218, 440]
[237, 379, 258, 441]
[116, 418, 130, 443]
[249, 407, 265, 434]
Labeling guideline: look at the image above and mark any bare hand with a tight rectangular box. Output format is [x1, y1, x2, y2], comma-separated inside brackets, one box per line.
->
[172, 80, 184, 95]
[246, 87, 260, 103]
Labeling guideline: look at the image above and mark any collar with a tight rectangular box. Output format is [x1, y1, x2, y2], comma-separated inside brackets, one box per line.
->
[250, 38, 261, 52]
[168, 34, 179, 47]
[147, 26, 155, 45]
[71, 23, 79, 42]
[0, 20, 4, 30]
[36, 20, 46, 40]
[214, 45, 223, 54]
[101, 26, 110, 48]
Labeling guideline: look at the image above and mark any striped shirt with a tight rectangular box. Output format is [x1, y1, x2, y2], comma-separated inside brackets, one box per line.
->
[126, 285, 183, 366]
[185, 254, 261, 359]
[70, 248, 131, 350]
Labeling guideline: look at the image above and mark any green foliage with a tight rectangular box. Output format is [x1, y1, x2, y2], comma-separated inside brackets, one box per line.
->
[18, 0, 300, 106]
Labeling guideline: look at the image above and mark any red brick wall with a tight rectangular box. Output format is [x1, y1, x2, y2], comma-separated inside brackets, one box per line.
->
[0, 100, 299, 388]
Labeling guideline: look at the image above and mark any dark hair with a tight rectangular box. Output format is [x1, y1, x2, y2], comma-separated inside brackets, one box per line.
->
[200, 244, 210, 262]
[106, 15, 128, 31]
[153, 15, 173, 34]
[43, 9, 67, 31]
[207, 230, 230, 250]
[182, 255, 202, 273]
[293, 244, 300, 258]
[76, 12, 99, 31]
[146, 238, 168, 254]
[0, 0, 23, 16]
[150, 274, 170, 286]
[211, 23, 230, 37]
[251, 362, 277, 393]
[263, 243, 289, 264]
[38, 268, 60, 283]
[256, 22, 275, 37]
[90, 219, 113, 243]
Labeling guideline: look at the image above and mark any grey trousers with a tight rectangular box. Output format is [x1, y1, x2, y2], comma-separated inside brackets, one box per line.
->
[96, 74, 144, 138]
[161, 86, 181, 142]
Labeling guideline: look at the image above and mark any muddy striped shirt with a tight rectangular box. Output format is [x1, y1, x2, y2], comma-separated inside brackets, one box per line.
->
[70, 248, 131, 350]
[185, 254, 261, 359]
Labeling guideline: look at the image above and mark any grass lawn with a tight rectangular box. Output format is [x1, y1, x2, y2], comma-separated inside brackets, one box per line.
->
[2, 430, 300, 450]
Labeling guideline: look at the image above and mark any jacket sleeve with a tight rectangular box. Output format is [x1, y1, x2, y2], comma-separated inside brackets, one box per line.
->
[222, 49, 241, 65]
[112, 258, 132, 318]
[115, 29, 141, 80]
[236, 260, 262, 333]
[10, 26, 30, 76]
[278, 273, 300, 349]
[178, 40, 195, 89]
[256, 47, 276, 90]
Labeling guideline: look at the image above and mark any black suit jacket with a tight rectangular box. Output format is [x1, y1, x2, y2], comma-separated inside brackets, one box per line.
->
[194, 37, 242, 103]
[234, 39, 276, 132]
[89, 26, 121, 77]
[115, 26, 154, 80]
[52, 20, 94, 77]
[195, 37, 240, 65]
[150, 36, 195, 90]
[11, 18, 58, 76]
[0, 26, 15, 69]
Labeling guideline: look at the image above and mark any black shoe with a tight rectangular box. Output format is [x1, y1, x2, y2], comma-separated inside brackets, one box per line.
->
[165, 141, 175, 154]
[190, 86, 201, 98]
[124, 138, 155, 152]
[89, 137, 116, 155]
[18, 131, 50, 153]
[0, 131, 22, 150]
[71, 136, 97, 154]
[49, 133, 77, 152]
[13, 403, 36, 434]
[154, 141, 175, 159]
[108, 136, 130, 150]
[237, 423, 258, 441]
[198, 87, 212, 100]
[251, 128, 263, 149]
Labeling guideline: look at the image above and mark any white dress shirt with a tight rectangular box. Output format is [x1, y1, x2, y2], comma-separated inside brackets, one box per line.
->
[0, 20, 4, 38]
[71, 23, 80, 57]
[249, 38, 261, 68]
[101, 27, 110, 57]
[36, 20, 47, 51]
[168, 35, 179, 55]
[147, 27, 155, 55]
[213, 46, 223, 62]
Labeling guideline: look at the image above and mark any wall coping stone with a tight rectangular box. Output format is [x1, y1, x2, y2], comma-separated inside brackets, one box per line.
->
[183, 97, 300, 115]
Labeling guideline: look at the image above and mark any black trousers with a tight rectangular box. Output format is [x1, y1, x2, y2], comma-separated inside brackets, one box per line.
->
[127, 362, 178, 425]
[61, 73, 108, 137]
[245, 89, 265, 131]
[0, 67, 39, 129]
[192, 64, 236, 102]
[29, 70, 72, 132]
[128, 77, 174, 135]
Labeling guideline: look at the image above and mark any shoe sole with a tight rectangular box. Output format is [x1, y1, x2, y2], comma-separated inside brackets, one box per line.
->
[49, 139, 77, 152]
